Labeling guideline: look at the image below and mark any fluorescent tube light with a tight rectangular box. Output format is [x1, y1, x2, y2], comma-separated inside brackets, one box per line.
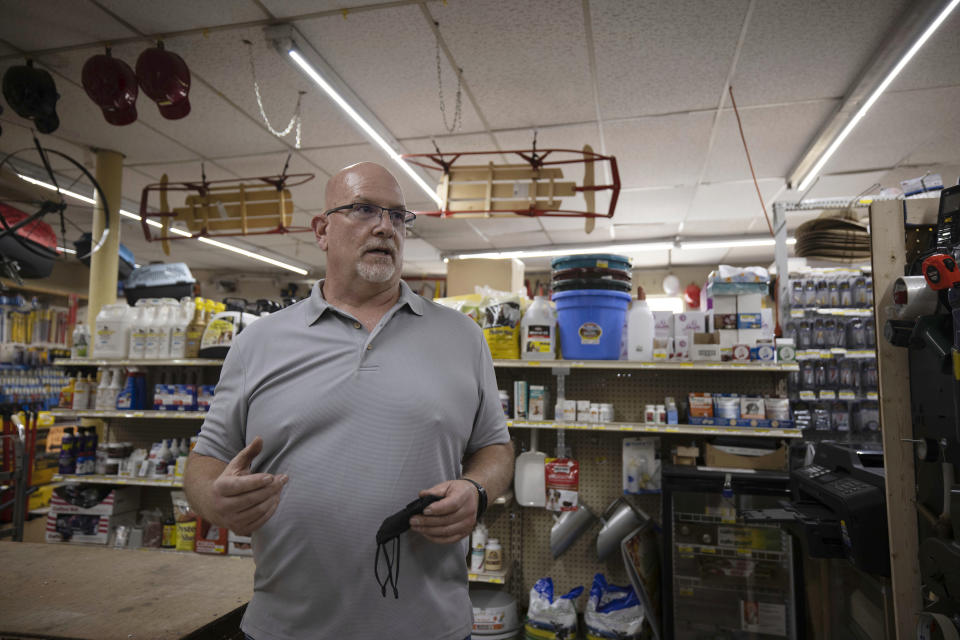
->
[16, 174, 96, 205]
[452, 241, 676, 260]
[680, 237, 797, 251]
[286, 47, 443, 209]
[796, 0, 959, 191]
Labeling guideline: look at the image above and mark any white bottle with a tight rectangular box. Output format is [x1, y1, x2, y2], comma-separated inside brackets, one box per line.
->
[168, 300, 191, 359]
[72, 374, 91, 410]
[155, 301, 177, 359]
[470, 523, 487, 571]
[108, 367, 124, 408]
[96, 368, 111, 409]
[627, 287, 655, 362]
[521, 296, 556, 360]
[93, 303, 131, 359]
[484, 538, 502, 572]
[127, 305, 147, 360]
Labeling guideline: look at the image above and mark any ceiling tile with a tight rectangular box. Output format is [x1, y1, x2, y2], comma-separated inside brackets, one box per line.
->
[704, 101, 838, 183]
[888, 6, 960, 93]
[686, 179, 784, 222]
[824, 85, 960, 173]
[628, 250, 672, 269]
[603, 113, 714, 189]
[591, 0, 750, 118]
[796, 169, 890, 201]
[295, 5, 488, 139]
[467, 217, 546, 236]
[613, 186, 695, 226]
[95, 0, 267, 35]
[258, 1, 376, 18]
[431, 0, 596, 128]
[671, 247, 730, 266]
[488, 231, 551, 249]
[0, 0, 133, 51]
[732, 0, 911, 105]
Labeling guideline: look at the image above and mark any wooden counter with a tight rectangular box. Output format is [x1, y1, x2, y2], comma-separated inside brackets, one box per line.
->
[0, 542, 255, 639]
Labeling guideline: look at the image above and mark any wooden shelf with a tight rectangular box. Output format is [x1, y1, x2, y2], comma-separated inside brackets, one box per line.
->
[0, 277, 87, 300]
[54, 358, 224, 367]
[53, 474, 183, 488]
[507, 419, 802, 439]
[49, 409, 207, 420]
[493, 359, 798, 372]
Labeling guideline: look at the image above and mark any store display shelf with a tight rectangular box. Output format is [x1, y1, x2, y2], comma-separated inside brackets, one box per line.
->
[798, 390, 878, 402]
[468, 567, 508, 584]
[796, 348, 876, 360]
[493, 359, 799, 372]
[53, 474, 183, 488]
[49, 409, 208, 419]
[508, 420, 802, 438]
[789, 308, 873, 318]
[54, 357, 224, 367]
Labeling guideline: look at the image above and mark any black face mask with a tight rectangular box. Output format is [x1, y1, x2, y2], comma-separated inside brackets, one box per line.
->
[374, 495, 443, 598]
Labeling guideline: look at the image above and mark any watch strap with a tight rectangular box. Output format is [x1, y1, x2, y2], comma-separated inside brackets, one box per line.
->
[461, 477, 487, 520]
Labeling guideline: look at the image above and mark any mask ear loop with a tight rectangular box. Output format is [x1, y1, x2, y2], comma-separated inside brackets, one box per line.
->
[374, 538, 401, 599]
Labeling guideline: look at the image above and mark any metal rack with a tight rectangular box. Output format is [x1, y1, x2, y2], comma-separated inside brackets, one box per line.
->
[0, 416, 29, 541]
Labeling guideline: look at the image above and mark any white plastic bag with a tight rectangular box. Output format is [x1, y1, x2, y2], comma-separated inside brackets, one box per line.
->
[584, 573, 645, 639]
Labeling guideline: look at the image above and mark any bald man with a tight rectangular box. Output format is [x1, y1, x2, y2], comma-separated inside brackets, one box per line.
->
[185, 162, 514, 640]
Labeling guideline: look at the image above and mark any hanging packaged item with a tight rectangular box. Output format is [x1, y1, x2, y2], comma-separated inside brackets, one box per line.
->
[524, 577, 583, 640]
[623, 438, 660, 494]
[584, 573, 645, 640]
[545, 457, 580, 512]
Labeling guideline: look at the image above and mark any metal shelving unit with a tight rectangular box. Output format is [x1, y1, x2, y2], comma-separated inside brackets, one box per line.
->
[53, 358, 224, 367]
[49, 409, 207, 420]
[493, 359, 798, 372]
[53, 473, 183, 488]
[507, 419, 802, 439]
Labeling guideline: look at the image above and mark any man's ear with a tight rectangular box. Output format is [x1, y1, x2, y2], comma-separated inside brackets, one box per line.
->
[311, 214, 329, 250]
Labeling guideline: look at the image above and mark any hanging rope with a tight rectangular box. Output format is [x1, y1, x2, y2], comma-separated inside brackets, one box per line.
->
[728, 86, 774, 237]
[245, 40, 304, 149]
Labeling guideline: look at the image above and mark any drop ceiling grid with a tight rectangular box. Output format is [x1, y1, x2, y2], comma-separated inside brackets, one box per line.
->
[612, 187, 696, 226]
[702, 101, 839, 183]
[93, 0, 267, 36]
[294, 5, 489, 140]
[822, 85, 960, 173]
[602, 112, 715, 189]
[0, 0, 133, 51]
[686, 178, 784, 222]
[590, 0, 751, 119]
[800, 170, 891, 201]
[904, 133, 960, 166]
[0, 121, 95, 172]
[426, 0, 597, 129]
[730, 0, 912, 106]
[258, 0, 406, 18]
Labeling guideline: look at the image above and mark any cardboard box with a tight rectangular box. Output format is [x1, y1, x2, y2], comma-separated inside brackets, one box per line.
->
[752, 340, 776, 362]
[714, 295, 737, 314]
[652, 336, 673, 360]
[228, 531, 253, 556]
[737, 293, 763, 314]
[513, 381, 528, 419]
[528, 385, 549, 421]
[737, 313, 762, 329]
[195, 517, 228, 554]
[738, 328, 763, 347]
[49, 486, 140, 516]
[688, 393, 714, 417]
[776, 338, 796, 363]
[653, 311, 674, 337]
[691, 333, 721, 361]
[731, 344, 752, 361]
[45, 510, 136, 545]
[674, 311, 707, 337]
[760, 308, 775, 339]
[673, 334, 690, 360]
[704, 443, 788, 471]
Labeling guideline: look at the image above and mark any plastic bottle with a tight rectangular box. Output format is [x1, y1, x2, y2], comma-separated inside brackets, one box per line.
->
[521, 296, 556, 360]
[484, 538, 502, 572]
[72, 374, 91, 410]
[470, 523, 487, 571]
[627, 287, 655, 362]
[58, 427, 76, 474]
[58, 375, 76, 408]
[162, 513, 177, 548]
[184, 298, 206, 358]
[144, 301, 164, 359]
[93, 303, 131, 359]
[71, 323, 89, 359]
[127, 304, 147, 360]
[169, 299, 192, 359]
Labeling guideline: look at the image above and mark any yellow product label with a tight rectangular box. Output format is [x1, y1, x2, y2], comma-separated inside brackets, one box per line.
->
[954, 350, 960, 381]
[176, 521, 196, 551]
[578, 322, 603, 345]
[200, 318, 237, 350]
[524, 624, 570, 640]
[484, 326, 520, 359]
[162, 523, 177, 548]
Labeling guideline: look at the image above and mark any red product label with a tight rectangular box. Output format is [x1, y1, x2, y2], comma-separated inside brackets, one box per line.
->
[545, 458, 579, 512]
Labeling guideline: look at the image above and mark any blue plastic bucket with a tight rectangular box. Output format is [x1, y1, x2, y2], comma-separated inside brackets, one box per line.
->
[553, 289, 631, 360]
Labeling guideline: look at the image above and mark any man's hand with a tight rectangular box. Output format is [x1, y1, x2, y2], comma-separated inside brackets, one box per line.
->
[408, 480, 479, 544]
[207, 437, 288, 536]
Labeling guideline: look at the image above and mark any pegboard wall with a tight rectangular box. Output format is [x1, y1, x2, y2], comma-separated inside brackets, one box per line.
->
[490, 365, 790, 611]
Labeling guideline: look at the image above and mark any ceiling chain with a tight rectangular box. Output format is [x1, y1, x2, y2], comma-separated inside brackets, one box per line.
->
[434, 32, 462, 134]
[245, 40, 304, 148]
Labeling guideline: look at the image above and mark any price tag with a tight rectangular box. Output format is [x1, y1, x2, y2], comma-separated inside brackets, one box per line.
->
[678, 545, 693, 554]
[700, 546, 717, 554]
[866, 391, 879, 400]
[819, 390, 836, 400]
[799, 391, 816, 401]
[838, 390, 857, 400]
[790, 309, 805, 318]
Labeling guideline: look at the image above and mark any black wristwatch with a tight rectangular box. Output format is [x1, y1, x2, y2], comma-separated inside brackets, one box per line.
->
[461, 477, 487, 520]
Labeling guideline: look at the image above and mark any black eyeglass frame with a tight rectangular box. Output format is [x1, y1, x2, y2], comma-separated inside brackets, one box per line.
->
[323, 202, 417, 230]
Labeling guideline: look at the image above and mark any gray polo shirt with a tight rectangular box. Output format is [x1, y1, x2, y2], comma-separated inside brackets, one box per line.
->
[194, 280, 509, 640]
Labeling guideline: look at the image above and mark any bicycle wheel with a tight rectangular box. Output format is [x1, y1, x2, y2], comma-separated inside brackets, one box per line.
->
[0, 139, 111, 270]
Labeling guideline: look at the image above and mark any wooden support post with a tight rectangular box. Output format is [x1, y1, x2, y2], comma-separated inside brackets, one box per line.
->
[869, 199, 922, 639]
[86, 149, 123, 327]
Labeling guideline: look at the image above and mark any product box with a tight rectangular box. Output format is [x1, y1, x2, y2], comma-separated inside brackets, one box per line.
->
[737, 293, 763, 314]
[752, 339, 776, 362]
[731, 344, 752, 362]
[652, 311, 674, 338]
[688, 393, 714, 418]
[49, 485, 140, 516]
[760, 308, 775, 339]
[704, 442, 788, 471]
[576, 399, 592, 422]
[737, 313, 763, 330]
[195, 516, 229, 554]
[776, 338, 796, 363]
[513, 381, 528, 420]
[228, 530, 253, 556]
[718, 330, 738, 360]
[712, 296, 737, 330]
[45, 510, 136, 545]
[673, 334, 690, 360]
[652, 336, 673, 360]
[559, 400, 577, 422]
[528, 385, 549, 421]
[740, 396, 766, 420]
[674, 311, 707, 337]
[691, 333, 721, 361]
[198, 385, 216, 411]
[673, 445, 700, 466]
[738, 328, 763, 347]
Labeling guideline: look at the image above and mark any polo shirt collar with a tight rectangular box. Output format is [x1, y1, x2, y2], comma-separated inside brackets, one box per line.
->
[306, 279, 424, 325]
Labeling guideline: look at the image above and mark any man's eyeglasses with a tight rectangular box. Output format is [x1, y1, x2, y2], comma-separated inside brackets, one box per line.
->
[323, 202, 416, 230]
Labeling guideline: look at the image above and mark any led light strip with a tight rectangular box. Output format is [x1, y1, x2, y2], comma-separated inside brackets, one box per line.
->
[287, 48, 443, 209]
[796, 0, 960, 191]
[18, 174, 310, 275]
